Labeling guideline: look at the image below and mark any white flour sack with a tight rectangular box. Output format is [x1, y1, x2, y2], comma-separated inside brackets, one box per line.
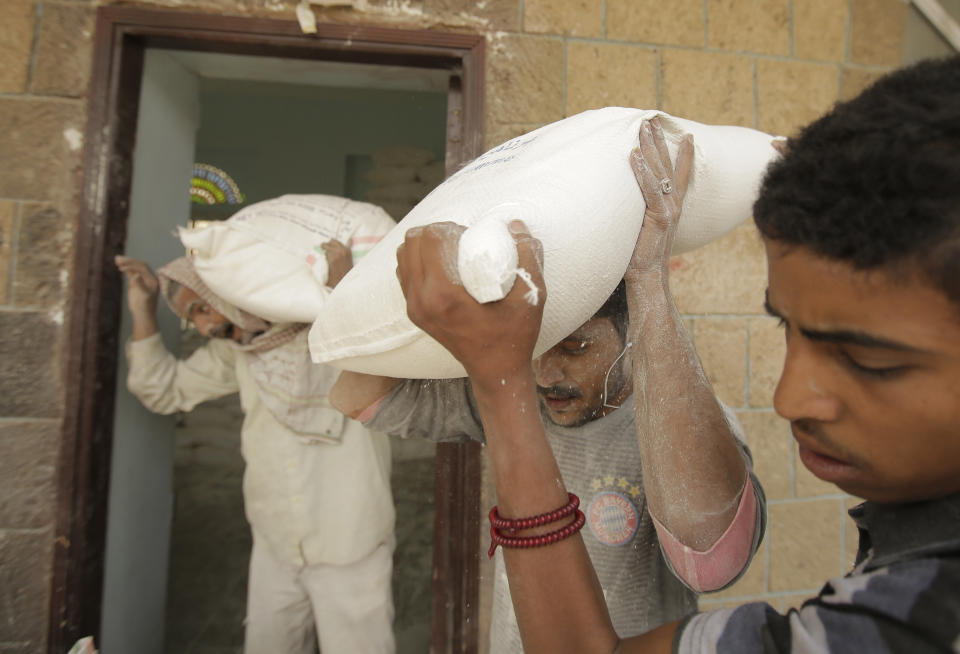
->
[308, 108, 779, 378]
[178, 195, 396, 323]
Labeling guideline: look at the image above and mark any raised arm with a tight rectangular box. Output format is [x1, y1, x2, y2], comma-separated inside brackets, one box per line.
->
[626, 120, 754, 571]
[116, 255, 160, 340]
[116, 255, 239, 413]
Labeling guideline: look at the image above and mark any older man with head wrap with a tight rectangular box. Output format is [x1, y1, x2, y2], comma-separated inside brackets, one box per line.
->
[115, 241, 396, 654]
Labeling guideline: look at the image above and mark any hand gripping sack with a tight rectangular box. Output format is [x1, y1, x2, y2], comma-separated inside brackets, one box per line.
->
[308, 108, 779, 378]
[178, 194, 396, 323]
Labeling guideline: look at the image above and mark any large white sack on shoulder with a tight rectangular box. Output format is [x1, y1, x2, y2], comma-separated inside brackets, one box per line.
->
[308, 108, 778, 378]
[178, 194, 396, 324]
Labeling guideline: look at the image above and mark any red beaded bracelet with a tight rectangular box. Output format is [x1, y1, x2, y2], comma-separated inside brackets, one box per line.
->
[487, 493, 585, 558]
[488, 510, 586, 558]
[488, 492, 580, 535]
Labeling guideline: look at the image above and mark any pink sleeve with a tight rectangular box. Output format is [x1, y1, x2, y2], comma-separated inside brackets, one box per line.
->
[651, 476, 758, 592]
[355, 395, 387, 424]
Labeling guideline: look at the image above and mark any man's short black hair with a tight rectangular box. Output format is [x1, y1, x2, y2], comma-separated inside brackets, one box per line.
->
[593, 279, 629, 342]
[754, 55, 960, 306]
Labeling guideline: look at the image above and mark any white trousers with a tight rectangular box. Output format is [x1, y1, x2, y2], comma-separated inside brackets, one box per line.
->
[243, 537, 396, 654]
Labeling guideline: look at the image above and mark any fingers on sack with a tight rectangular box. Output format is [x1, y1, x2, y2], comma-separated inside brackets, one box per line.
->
[509, 220, 545, 279]
[639, 120, 668, 180]
[673, 134, 695, 198]
[395, 230, 423, 302]
[650, 117, 673, 172]
[771, 136, 789, 156]
[421, 221, 466, 284]
[630, 147, 666, 209]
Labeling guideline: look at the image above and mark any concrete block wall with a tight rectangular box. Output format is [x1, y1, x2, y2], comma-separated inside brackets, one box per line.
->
[0, 0, 915, 649]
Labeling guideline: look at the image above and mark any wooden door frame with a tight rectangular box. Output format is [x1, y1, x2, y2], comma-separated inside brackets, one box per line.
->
[55, 7, 484, 652]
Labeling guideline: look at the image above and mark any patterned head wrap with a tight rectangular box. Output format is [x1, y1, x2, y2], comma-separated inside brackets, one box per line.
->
[156, 257, 303, 353]
[154, 257, 338, 441]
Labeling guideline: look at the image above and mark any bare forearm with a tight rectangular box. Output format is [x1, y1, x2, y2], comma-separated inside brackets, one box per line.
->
[627, 274, 747, 550]
[471, 370, 566, 515]
[473, 368, 683, 653]
[470, 369, 618, 654]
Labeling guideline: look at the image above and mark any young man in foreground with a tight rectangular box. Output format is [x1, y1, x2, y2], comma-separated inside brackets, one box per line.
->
[394, 55, 960, 652]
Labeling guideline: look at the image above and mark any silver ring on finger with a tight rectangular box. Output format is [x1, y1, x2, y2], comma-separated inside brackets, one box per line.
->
[660, 178, 673, 194]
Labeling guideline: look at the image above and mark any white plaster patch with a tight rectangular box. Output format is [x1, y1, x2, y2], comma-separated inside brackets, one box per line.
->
[365, 0, 423, 17]
[48, 307, 64, 326]
[63, 128, 83, 152]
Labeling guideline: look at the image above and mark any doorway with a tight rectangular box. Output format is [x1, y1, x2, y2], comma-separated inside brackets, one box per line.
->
[58, 9, 484, 653]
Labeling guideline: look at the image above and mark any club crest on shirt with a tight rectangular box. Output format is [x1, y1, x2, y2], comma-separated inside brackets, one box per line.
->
[586, 476, 641, 546]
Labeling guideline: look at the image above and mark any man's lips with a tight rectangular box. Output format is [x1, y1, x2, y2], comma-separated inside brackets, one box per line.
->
[793, 428, 857, 484]
[538, 388, 581, 411]
[544, 397, 575, 410]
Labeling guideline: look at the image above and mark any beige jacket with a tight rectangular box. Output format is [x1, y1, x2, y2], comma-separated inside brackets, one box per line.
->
[126, 333, 395, 567]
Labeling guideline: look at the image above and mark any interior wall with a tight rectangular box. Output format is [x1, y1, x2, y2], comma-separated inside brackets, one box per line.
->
[192, 79, 447, 209]
[100, 50, 199, 654]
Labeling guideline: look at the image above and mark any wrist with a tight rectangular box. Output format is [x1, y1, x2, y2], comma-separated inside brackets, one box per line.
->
[624, 271, 671, 304]
[130, 311, 159, 341]
[468, 364, 536, 400]
[131, 324, 159, 341]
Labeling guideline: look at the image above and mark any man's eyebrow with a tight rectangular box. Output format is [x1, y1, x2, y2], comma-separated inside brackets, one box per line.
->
[763, 291, 923, 353]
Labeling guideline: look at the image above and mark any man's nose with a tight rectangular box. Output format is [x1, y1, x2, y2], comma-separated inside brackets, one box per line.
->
[194, 315, 215, 337]
[533, 348, 564, 386]
[773, 341, 843, 424]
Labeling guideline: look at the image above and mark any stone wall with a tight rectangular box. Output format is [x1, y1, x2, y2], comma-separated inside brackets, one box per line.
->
[0, 0, 915, 650]
[1, 2, 95, 651]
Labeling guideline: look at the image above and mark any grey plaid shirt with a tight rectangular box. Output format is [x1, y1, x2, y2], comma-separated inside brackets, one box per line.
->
[676, 492, 960, 653]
